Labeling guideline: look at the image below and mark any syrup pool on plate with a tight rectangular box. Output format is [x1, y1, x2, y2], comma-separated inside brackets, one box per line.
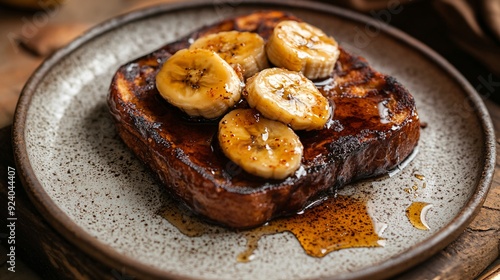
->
[406, 202, 433, 230]
[159, 195, 385, 262]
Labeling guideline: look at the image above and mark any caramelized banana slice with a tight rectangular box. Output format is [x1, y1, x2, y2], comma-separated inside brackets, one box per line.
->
[245, 68, 331, 131]
[190, 31, 269, 78]
[266, 20, 340, 80]
[156, 49, 242, 119]
[218, 108, 303, 180]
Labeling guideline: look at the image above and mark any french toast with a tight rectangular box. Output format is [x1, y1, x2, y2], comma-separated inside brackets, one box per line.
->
[108, 11, 420, 229]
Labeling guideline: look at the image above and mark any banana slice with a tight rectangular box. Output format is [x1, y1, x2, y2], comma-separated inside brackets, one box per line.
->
[190, 31, 269, 78]
[156, 49, 242, 119]
[266, 20, 340, 80]
[245, 68, 331, 131]
[218, 108, 303, 180]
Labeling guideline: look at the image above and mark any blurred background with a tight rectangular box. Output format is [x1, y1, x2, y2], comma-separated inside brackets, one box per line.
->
[0, 0, 499, 129]
[0, 0, 498, 279]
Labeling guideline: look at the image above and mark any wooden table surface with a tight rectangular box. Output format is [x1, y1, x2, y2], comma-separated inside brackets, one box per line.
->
[0, 0, 498, 279]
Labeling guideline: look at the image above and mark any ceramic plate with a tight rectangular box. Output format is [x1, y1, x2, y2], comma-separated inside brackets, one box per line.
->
[13, 1, 495, 279]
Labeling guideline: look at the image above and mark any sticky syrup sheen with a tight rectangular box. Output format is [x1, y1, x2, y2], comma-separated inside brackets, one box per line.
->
[406, 202, 432, 231]
[159, 195, 384, 262]
[405, 173, 432, 230]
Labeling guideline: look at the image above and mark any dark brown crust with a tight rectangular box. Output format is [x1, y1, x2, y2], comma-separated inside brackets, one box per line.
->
[107, 11, 420, 228]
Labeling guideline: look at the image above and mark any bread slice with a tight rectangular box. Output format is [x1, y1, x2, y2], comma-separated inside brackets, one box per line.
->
[107, 11, 420, 229]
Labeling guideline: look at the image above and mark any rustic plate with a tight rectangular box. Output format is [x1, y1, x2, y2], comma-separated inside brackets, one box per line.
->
[13, 1, 495, 279]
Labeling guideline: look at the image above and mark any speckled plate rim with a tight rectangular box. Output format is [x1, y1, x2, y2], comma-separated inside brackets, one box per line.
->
[12, 0, 496, 279]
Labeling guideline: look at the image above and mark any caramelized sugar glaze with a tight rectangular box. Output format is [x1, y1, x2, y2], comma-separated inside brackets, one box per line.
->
[108, 11, 420, 229]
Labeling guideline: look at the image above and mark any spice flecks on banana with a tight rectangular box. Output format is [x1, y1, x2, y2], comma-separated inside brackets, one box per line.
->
[245, 68, 331, 131]
[156, 49, 242, 119]
[190, 31, 269, 79]
[218, 109, 303, 180]
[266, 20, 340, 80]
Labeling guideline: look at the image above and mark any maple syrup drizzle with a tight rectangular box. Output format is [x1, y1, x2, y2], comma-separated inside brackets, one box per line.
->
[160, 195, 384, 262]
[414, 174, 425, 180]
[238, 195, 383, 262]
[405, 202, 432, 230]
[158, 204, 207, 237]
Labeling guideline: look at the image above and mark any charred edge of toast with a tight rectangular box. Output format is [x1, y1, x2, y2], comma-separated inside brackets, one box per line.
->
[107, 11, 420, 228]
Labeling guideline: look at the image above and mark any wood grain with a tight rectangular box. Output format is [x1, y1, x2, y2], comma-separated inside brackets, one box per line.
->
[0, 102, 498, 279]
[0, 0, 498, 278]
[0, 128, 120, 279]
